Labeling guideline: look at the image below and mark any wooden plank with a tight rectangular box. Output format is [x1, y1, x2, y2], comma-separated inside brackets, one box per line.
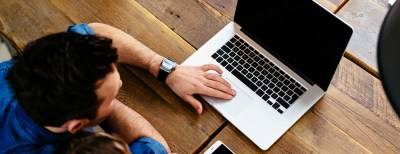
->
[48, 0, 226, 153]
[331, 58, 400, 129]
[336, 0, 390, 73]
[0, 0, 73, 50]
[49, 0, 194, 63]
[136, 0, 230, 49]
[316, 86, 400, 153]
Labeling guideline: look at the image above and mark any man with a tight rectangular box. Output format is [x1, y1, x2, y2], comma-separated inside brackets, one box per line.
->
[0, 23, 236, 153]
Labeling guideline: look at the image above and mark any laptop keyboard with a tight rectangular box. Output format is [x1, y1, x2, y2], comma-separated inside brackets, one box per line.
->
[211, 35, 307, 114]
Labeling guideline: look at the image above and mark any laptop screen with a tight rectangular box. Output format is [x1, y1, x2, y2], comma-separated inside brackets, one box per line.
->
[234, 0, 352, 91]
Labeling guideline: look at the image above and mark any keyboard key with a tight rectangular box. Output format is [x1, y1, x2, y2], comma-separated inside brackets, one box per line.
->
[281, 86, 289, 92]
[217, 49, 224, 55]
[278, 76, 285, 81]
[262, 94, 270, 101]
[249, 67, 255, 73]
[277, 109, 283, 114]
[226, 64, 234, 71]
[272, 103, 280, 109]
[277, 98, 290, 109]
[271, 93, 278, 99]
[251, 62, 258, 67]
[263, 79, 270, 85]
[222, 54, 229, 59]
[227, 58, 234, 63]
[244, 63, 250, 68]
[268, 83, 275, 89]
[278, 91, 285, 97]
[233, 47, 239, 52]
[242, 55, 249, 60]
[256, 81, 262, 87]
[254, 56, 260, 62]
[234, 41, 241, 46]
[251, 77, 257, 82]
[295, 82, 301, 87]
[289, 94, 299, 104]
[267, 100, 273, 105]
[271, 78, 278, 83]
[216, 57, 223, 63]
[246, 73, 253, 79]
[241, 69, 248, 75]
[226, 42, 234, 48]
[273, 71, 280, 77]
[239, 59, 245, 64]
[211, 53, 218, 59]
[277, 82, 283, 88]
[221, 61, 228, 67]
[273, 87, 280, 93]
[259, 60, 266, 66]
[233, 55, 240, 61]
[246, 58, 254, 64]
[294, 88, 304, 96]
[238, 51, 244, 56]
[288, 84, 296, 89]
[229, 37, 236, 43]
[237, 65, 244, 71]
[256, 66, 263, 71]
[301, 86, 307, 92]
[287, 90, 294, 96]
[261, 70, 268, 75]
[229, 52, 236, 57]
[239, 45, 246, 50]
[283, 79, 290, 85]
[258, 75, 265, 81]
[256, 89, 264, 97]
[266, 74, 273, 79]
[261, 85, 268, 91]
[222, 45, 230, 53]
[254, 71, 260, 77]
[283, 95, 290, 101]
[232, 70, 257, 91]
[234, 35, 240, 40]
[266, 89, 273, 95]
[232, 61, 238, 67]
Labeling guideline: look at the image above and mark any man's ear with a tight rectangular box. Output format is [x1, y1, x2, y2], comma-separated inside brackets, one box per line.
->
[62, 119, 90, 134]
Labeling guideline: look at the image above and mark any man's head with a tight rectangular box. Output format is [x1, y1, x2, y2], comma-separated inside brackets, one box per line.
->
[7, 32, 120, 132]
[54, 131, 130, 154]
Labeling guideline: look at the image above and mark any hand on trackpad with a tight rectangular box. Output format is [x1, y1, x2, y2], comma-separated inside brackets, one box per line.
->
[210, 78, 253, 117]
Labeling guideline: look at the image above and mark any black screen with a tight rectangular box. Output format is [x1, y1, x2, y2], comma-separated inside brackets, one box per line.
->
[234, 0, 352, 90]
[212, 144, 234, 154]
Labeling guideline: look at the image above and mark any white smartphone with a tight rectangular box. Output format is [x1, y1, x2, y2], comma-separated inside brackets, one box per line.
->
[204, 140, 235, 154]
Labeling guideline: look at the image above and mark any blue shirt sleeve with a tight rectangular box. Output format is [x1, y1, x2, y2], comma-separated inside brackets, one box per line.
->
[128, 137, 168, 154]
[67, 23, 94, 35]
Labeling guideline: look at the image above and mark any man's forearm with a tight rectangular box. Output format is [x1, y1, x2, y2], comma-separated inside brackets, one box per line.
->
[100, 100, 170, 153]
[88, 23, 163, 77]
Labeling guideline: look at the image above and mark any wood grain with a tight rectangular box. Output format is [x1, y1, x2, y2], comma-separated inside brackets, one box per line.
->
[331, 58, 400, 129]
[0, 0, 73, 50]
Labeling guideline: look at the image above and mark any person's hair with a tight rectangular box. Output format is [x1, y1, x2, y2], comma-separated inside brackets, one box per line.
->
[6, 32, 118, 126]
[54, 131, 128, 154]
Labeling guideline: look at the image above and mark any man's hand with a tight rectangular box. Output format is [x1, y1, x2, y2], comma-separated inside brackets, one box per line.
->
[166, 64, 236, 114]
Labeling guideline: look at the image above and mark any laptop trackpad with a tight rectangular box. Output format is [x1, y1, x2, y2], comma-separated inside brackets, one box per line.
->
[211, 78, 253, 117]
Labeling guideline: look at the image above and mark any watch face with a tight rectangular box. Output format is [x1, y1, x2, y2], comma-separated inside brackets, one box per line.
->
[161, 58, 177, 73]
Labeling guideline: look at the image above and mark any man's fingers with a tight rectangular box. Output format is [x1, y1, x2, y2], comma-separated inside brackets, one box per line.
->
[204, 80, 236, 96]
[197, 86, 234, 100]
[200, 64, 223, 74]
[204, 73, 231, 87]
[183, 95, 203, 114]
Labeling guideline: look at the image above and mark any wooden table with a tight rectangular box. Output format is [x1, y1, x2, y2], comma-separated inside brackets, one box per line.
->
[1, 0, 399, 153]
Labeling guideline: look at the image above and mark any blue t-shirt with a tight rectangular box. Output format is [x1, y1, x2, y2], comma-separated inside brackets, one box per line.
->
[0, 24, 167, 154]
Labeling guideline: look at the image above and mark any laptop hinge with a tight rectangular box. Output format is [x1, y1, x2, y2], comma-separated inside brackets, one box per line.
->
[240, 28, 315, 86]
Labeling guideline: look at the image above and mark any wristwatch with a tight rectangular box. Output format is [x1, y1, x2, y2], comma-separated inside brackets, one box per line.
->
[157, 57, 177, 83]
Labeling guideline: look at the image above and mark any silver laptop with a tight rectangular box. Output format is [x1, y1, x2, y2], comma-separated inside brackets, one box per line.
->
[182, 0, 352, 150]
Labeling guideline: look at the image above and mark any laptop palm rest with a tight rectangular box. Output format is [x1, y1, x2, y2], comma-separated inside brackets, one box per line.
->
[207, 77, 253, 117]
